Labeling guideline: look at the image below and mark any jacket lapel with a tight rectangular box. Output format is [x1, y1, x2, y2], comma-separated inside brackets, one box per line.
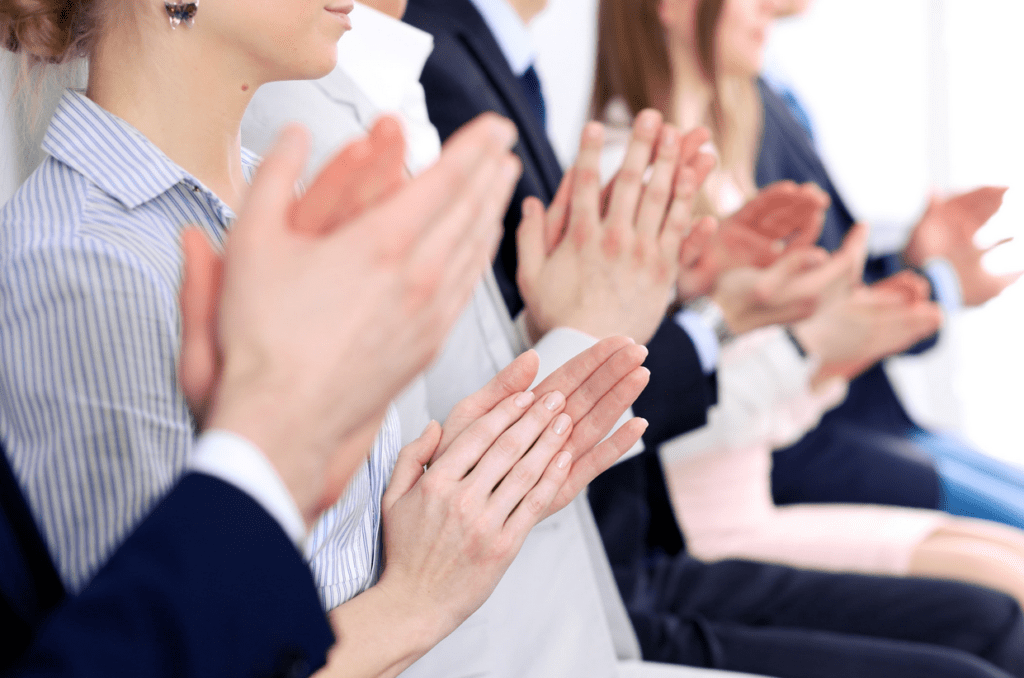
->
[449, 3, 564, 195]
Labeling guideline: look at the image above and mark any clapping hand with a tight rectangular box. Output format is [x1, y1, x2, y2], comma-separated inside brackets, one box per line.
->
[183, 113, 522, 523]
[517, 110, 716, 345]
[904, 187, 1021, 307]
[795, 270, 943, 383]
[707, 221, 868, 336]
[678, 181, 830, 299]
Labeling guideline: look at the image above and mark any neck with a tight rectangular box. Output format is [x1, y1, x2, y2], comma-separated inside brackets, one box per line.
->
[665, 34, 712, 131]
[506, 0, 545, 24]
[86, 17, 257, 212]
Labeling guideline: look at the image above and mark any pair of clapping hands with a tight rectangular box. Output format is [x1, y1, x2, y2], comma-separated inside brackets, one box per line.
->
[175, 113, 652, 674]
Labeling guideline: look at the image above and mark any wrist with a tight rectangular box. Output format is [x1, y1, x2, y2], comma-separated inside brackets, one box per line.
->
[789, 319, 824, 359]
[687, 296, 736, 345]
[207, 375, 321, 525]
[369, 577, 451, 657]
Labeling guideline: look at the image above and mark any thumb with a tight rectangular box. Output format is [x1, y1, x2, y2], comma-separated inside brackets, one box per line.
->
[178, 228, 223, 425]
[383, 421, 442, 511]
[517, 196, 548, 285]
[838, 222, 870, 282]
[436, 349, 540, 461]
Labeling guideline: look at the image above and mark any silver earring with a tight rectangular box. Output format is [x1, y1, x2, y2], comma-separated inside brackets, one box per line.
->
[165, 1, 199, 29]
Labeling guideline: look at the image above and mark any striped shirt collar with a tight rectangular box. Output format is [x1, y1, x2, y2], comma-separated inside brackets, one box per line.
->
[42, 90, 255, 225]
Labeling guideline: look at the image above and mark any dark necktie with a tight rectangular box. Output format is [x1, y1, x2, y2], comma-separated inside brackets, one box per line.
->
[518, 64, 546, 129]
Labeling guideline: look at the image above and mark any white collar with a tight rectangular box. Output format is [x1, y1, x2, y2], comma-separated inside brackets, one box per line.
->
[334, 2, 435, 112]
[466, 0, 536, 77]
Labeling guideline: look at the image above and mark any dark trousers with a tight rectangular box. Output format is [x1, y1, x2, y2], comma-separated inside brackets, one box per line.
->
[628, 556, 1024, 678]
[773, 420, 942, 509]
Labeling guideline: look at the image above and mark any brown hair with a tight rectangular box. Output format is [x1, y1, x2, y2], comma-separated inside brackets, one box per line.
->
[593, 0, 761, 216]
[0, 0, 99, 64]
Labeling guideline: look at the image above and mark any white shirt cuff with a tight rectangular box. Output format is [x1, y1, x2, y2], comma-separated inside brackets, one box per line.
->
[923, 258, 963, 314]
[190, 430, 307, 548]
[673, 309, 720, 374]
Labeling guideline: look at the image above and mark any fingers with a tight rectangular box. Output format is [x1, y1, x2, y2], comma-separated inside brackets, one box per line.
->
[634, 125, 680, 238]
[559, 343, 648, 429]
[562, 362, 650, 461]
[293, 116, 408, 236]
[432, 390, 550, 479]
[234, 125, 311, 246]
[435, 350, 541, 460]
[422, 142, 521, 263]
[501, 440, 573, 539]
[544, 168, 576, 253]
[382, 420, 442, 511]
[433, 153, 522, 310]
[391, 113, 518, 241]
[762, 246, 829, 291]
[487, 410, 573, 517]
[531, 336, 634, 401]
[677, 126, 712, 165]
[734, 181, 799, 233]
[178, 228, 223, 424]
[463, 391, 568, 490]
[549, 415, 649, 516]
[761, 184, 830, 247]
[834, 221, 869, 286]
[679, 216, 717, 271]
[604, 110, 663, 227]
[517, 197, 548, 288]
[566, 122, 605, 245]
[292, 136, 374, 235]
[874, 270, 930, 302]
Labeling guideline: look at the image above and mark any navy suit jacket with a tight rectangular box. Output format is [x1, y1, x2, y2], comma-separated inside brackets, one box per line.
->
[756, 78, 941, 509]
[405, 0, 717, 567]
[1, 448, 333, 678]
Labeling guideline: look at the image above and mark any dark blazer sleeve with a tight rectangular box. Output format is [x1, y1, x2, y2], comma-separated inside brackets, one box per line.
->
[634, 317, 717, 451]
[8, 473, 334, 678]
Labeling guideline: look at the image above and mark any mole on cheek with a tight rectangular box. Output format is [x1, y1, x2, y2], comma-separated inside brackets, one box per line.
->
[241, 84, 250, 92]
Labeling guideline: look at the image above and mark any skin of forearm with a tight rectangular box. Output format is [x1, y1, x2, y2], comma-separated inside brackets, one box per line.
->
[315, 585, 447, 678]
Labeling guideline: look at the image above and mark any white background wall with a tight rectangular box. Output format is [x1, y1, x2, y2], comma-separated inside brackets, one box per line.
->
[1, 1, 1021, 465]
[530, 0, 1024, 466]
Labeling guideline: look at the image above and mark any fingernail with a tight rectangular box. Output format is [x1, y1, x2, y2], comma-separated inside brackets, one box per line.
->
[556, 451, 572, 469]
[553, 413, 571, 435]
[514, 392, 535, 408]
[523, 199, 537, 217]
[543, 391, 564, 410]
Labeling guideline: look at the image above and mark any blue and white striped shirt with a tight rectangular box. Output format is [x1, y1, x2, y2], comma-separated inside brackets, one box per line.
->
[0, 90, 399, 604]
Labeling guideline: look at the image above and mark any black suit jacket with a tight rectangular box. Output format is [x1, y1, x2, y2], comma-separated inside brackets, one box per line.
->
[405, 0, 717, 567]
[756, 79, 941, 509]
[1, 448, 333, 678]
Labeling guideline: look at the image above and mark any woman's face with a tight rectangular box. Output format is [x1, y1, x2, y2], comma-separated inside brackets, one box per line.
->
[199, 0, 355, 83]
[716, 0, 778, 77]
